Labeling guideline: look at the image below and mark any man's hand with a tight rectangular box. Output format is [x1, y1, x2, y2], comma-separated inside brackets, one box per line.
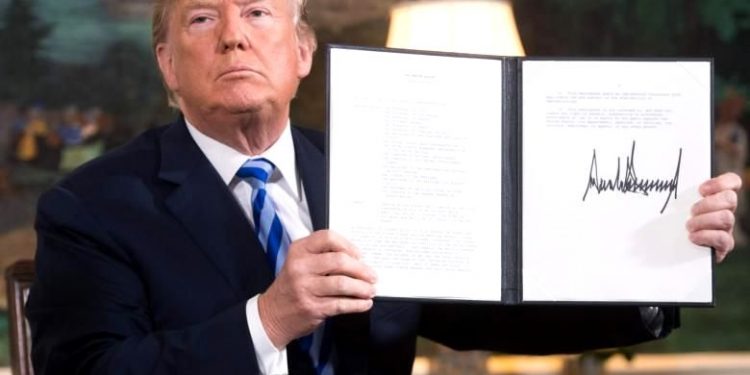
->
[687, 172, 743, 262]
[257, 230, 376, 348]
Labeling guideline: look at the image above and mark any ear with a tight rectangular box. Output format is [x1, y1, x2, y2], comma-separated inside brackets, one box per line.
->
[156, 43, 179, 92]
[295, 32, 314, 79]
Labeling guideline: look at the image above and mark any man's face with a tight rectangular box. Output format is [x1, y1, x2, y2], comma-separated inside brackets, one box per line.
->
[156, 0, 313, 117]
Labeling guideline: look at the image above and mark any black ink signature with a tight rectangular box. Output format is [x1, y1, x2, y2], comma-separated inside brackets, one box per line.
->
[582, 141, 682, 214]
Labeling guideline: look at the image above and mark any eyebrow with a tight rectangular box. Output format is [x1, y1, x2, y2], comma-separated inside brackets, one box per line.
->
[181, 0, 219, 14]
[235, 0, 265, 6]
[182, 0, 265, 11]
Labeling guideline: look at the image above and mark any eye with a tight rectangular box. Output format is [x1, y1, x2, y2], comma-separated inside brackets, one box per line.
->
[186, 10, 217, 27]
[247, 8, 270, 18]
[191, 16, 211, 24]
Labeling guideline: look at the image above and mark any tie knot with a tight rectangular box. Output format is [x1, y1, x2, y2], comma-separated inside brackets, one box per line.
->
[237, 158, 275, 187]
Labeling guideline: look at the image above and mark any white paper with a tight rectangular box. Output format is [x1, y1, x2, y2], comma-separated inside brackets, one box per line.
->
[522, 60, 712, 303]
[328, 48, 504, 301]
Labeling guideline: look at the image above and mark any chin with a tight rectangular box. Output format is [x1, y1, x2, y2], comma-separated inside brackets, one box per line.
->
[222, 100, 265, 115]
[220, 88, 278, 114]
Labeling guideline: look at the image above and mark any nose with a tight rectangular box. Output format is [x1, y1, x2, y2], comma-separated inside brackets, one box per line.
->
[219, 13, 248, 52]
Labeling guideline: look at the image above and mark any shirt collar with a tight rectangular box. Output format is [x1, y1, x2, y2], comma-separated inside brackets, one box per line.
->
[184, 118, 300, 196]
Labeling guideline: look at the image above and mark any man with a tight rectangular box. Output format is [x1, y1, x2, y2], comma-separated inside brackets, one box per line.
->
[27, 0, 741, 374]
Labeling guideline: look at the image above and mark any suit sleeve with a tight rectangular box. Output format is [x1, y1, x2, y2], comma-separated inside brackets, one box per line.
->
[419, 303, 679, 354]
[26, 186, 262, 375]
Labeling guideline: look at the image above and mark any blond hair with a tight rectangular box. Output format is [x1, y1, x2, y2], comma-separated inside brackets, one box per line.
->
[152, 0, 317, 107]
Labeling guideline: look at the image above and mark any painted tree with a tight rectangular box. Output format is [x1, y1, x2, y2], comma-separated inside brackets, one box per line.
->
[0, 0, 51, 102]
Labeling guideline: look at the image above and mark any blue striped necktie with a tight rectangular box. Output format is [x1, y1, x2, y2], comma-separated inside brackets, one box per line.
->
[237, 158, 289, 274]
[236, 158, 334, 375]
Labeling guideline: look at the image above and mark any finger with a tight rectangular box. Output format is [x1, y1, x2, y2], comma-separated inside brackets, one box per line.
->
[688, 230, 734, 263]
[311, 275, 376, 299]
[686, 209, 735, 233]
[320, 297, 374, 317]
[716, 250, 729, 264]
[297, 230, 362, 259]
[691, 190, 737, 216]
[313, 252, 377, 283]
[699, 172, 742, 196]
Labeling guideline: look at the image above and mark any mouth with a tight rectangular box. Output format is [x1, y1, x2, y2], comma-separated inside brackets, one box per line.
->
[218, 67, 261, 80]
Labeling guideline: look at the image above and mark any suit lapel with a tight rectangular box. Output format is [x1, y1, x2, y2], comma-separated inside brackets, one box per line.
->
[292, 128, 327, 231]
[159, 120, 274, 298]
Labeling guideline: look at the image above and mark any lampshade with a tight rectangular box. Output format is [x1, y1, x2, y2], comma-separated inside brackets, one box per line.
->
[386, 0, 525, 56]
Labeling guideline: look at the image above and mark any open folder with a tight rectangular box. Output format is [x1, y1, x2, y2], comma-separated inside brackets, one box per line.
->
[326, 45, 713, 305]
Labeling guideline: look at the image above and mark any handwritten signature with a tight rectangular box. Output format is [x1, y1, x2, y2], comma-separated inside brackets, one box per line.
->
[582, 141, 682, 214]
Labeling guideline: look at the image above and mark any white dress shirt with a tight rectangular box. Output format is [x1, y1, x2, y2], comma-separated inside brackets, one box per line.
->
[186, 119, 312, 375]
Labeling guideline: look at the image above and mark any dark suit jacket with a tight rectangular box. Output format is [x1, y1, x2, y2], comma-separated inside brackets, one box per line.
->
[27, 119, 676, 375]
